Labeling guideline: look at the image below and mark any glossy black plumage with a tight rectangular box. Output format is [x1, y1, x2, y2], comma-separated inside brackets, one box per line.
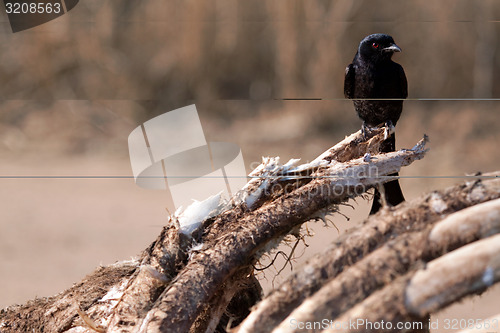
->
[344, 33, 407, 214]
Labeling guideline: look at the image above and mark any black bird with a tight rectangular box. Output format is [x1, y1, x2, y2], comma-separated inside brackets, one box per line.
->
[344, 33, 408, 214]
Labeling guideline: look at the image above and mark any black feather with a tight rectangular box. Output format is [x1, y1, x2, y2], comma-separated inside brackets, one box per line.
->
[344, 33, 407, 214]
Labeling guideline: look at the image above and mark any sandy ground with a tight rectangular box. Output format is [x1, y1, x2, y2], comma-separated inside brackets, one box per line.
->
[0, 156, 167, 306]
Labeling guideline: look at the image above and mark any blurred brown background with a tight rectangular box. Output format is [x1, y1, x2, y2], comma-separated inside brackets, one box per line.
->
[1, 1, 499, 331]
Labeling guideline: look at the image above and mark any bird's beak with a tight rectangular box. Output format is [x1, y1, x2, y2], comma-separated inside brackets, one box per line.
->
[382, 43, 402, 53]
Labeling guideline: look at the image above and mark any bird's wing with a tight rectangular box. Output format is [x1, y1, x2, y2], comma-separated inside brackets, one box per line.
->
[398, 64, 408, 99]
[344, 63, 356, 99]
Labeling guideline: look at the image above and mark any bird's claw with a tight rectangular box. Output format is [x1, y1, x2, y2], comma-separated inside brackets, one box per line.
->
[361, 122, 370, 140]
[383, 120, 395, 140]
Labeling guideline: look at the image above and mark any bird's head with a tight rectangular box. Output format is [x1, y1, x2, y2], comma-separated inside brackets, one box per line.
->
[358, 33, 401, 63]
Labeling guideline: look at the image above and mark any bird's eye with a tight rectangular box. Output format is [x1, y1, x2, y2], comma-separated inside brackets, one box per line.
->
[372, 42, 379, 49]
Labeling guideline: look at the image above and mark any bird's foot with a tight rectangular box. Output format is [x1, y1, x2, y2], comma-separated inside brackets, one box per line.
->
[361, 122, 370, 140]
[383, 120, 395, 140]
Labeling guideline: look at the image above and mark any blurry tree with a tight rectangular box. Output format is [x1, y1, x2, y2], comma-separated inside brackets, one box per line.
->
[0, 1, 499, 120]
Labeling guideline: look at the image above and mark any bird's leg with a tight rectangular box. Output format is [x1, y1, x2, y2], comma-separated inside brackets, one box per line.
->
[361, 122, 370, 140]
[383, 120, 394, 140]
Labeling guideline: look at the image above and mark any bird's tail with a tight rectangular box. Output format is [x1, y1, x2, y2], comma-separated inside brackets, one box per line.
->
[369, 133, 405, 214]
